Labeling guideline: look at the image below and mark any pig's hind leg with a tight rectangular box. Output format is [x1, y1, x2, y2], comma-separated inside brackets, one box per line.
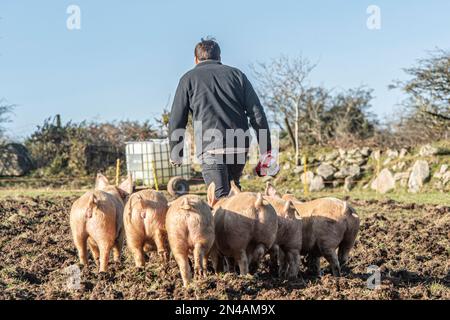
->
[128, 238, 145, 268]
[209, 246, 223, 273]
[87, 237, 100, 265]
[73, 232, 89, 267]
[173, 251, 192, 287]
[286, 249, 301, 279]
[248, 243, 266, 273]
[322, 248, 341, 277]
[306, 254, 321, 277]
[268, 245, 279, 275]
[112, 228, 125, 263]
[235, 249, 249, 275]
[98, 242, 113, 273]
[193, 243, 206, 278]
[154, 230, 169, 262]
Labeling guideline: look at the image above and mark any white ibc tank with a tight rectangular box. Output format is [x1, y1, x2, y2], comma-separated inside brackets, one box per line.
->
[125, 139, 191, 187]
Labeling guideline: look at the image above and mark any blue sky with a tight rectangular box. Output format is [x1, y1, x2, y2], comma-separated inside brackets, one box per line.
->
[1, 0, 449, 140]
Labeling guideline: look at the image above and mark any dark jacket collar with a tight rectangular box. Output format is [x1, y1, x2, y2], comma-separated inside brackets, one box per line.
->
[195, 60, 222, 68]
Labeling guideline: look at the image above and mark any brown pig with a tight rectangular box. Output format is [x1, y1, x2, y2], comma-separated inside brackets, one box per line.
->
[207, 182, 278, 276]
[70, 173, 133, 272]
[262, 196, 303, 279]
[123, 189, 169, 267]
[165, 195, 215, 287]
[265, 183, 360, 277]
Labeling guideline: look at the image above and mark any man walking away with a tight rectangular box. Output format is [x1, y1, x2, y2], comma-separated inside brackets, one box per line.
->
[169, 38, 274, 202]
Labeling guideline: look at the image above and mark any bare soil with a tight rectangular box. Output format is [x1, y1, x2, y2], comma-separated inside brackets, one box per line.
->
[0, 196, 449, 300]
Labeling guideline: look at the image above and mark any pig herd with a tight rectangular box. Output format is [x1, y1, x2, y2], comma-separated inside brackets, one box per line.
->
[70, 174, 360, 287]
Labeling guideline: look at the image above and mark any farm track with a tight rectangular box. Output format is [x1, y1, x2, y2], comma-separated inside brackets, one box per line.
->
[0, 195, 449, 300]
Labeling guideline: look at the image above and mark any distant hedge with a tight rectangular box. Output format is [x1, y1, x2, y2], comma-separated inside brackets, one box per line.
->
[25, 116, 160, 177]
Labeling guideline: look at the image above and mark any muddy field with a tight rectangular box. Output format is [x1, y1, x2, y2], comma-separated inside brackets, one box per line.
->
[0, 195, 449, 300]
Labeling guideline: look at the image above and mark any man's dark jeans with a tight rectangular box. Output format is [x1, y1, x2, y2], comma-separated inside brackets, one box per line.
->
[201, 153, 247, 199]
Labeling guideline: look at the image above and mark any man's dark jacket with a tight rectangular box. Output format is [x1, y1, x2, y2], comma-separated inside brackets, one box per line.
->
[168, 60, 271, 160]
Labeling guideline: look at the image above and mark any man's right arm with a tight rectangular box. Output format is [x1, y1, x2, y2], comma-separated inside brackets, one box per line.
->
[242, 73, 272, 154]
[168, 78, 190, 164]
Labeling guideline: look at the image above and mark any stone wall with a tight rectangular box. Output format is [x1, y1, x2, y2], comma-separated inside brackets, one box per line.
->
[273, 144, 449, 194]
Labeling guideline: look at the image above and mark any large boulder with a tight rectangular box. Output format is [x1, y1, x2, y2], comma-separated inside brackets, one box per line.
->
[316, 163, 336, 180]
[408, 160, 430, 193]
[300, 171, 314, 185]
[371, 168, 395, 194]
[309, 175, 325, 192]
[0, 143, 33, 177]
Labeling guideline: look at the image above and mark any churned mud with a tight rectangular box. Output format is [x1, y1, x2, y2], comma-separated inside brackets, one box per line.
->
[0, 196, 449, 300]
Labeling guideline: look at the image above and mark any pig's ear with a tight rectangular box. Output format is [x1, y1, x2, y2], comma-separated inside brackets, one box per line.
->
[119, 174, 134, 195]
[95, 173, 110, 191]
[283, 200, 296, 219]
[228, 181, 241, 196]
[265, 182, 280, 198]
[207, 182, 217, 207]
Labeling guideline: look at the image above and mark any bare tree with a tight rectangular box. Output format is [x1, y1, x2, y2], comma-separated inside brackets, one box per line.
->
[251, 56, 316, 164]
[252, 56, 377, 153]
[389, 49, 450, 141]
[328, 87, 376, 142]
[403, 49, 449, 119]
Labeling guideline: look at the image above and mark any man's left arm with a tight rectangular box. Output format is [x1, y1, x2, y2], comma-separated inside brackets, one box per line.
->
[242, 73, 272, 154]
[168, 78, 190, 164]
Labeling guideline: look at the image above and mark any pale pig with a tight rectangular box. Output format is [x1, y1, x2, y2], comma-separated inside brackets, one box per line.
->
[263, 195, 302, 279]
[70, 173, 133, 272]
[265, 183, 360, 276]
[124, 189, 169, 267]
[165, 195, 215, 287]
[207, 182, 278, 275]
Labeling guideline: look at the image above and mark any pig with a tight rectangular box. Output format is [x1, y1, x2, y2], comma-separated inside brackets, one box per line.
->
[165, 195, 215, 287]
[123, 189, 169, 267]
[70, 173, 133, 272]
[265, 183, 360, 277]
[262, 196, 303, 279]
[207, 182, 278, 276]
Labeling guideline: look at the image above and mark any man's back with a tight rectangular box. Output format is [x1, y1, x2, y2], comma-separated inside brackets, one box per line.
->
[169, 60, 271, 157]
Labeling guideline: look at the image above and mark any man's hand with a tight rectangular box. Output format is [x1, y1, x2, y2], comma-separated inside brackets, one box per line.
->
[254, 151, 280, 177]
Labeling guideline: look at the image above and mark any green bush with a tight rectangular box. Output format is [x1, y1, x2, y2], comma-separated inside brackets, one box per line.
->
[25, 116, 159, 177]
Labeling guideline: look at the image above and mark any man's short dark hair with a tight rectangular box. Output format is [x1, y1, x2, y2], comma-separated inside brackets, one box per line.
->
[194, 38, 221, 61]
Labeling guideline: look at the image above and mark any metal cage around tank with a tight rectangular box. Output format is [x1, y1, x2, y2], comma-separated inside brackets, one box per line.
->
[125, 139, 191, 189]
